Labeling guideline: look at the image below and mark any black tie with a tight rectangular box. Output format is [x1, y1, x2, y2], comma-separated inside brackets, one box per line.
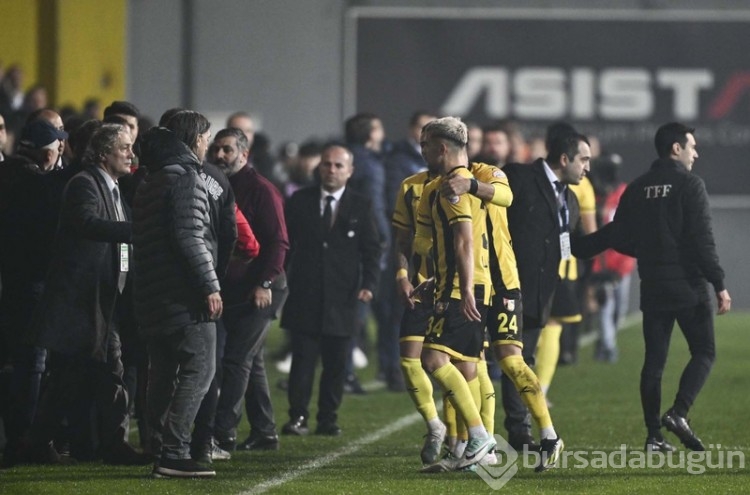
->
[322, 195, 334, 232]
[554, 181, 569, 231]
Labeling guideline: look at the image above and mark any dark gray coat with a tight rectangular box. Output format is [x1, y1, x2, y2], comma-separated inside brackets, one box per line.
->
[33, 168, 131, 361]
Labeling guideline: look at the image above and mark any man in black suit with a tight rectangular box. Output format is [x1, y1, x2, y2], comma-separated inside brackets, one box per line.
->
[26, 123, 149, 465]
[499, 131, 590, 449]
[280, 144, 381, 436]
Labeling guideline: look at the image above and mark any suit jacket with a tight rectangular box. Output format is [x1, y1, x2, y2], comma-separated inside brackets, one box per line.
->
[504, 159, 581, 325]
[34, 167, 132, 361]
[281, 185, 381, 337]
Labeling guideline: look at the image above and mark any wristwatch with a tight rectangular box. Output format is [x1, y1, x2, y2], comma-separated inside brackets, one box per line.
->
[261, 280, 272, 289]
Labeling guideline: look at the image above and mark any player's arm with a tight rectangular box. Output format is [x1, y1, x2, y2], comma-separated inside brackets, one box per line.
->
[452, 221, 481, 322]
[440, 170, 512, 207]
[393, 226, 416, 309]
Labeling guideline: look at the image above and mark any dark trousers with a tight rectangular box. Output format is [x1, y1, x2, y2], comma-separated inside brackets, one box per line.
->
[640, 302, 715, 435]
[31, 338, 129, 457]
[2, 345, 46, 455]
[215, 288, 285, 442]
[192, 319, 227, 449]
[288, 331, 350, 425]
[148, 322, 216, 460]
[501, 321, 543, 436]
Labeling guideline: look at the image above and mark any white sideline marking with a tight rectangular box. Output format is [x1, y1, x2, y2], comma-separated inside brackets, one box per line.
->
[240, 410, 424, 495]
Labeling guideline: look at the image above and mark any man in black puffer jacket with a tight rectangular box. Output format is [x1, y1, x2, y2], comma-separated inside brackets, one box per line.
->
[132, 111, 222, 478]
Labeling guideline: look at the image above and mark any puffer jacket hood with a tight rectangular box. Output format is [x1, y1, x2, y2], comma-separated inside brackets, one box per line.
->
[139, 127, 200, 173]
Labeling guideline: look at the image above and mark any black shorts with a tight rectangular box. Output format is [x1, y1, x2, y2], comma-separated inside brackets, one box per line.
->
[399, 301, 433, 343]
[550, 278, 582, 322]
[487, 293, 524, 348]
[423, 299, 487, 362]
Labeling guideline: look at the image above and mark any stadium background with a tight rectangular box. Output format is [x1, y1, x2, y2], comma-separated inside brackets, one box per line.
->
[1, 0, 747, 308]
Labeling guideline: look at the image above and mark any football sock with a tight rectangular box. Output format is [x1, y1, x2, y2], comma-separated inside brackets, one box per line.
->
[535, 322, 563, 393]
[400, 357, 437, 423]
[432, 362, 483, 429]
[476, 360, 496, 435]
[500, 355, 553, 430]
[443, 395, 457, 448]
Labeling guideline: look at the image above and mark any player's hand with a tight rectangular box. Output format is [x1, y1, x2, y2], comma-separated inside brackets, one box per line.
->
[716, 289, 731, 315]
[253, 286, 272, 309]
[460, 294, 482, 322]
[440, 173, 470, 198]
[357, 289, 373, 303]
[396, 277, 416, 309]
[206, 292, 223, 320]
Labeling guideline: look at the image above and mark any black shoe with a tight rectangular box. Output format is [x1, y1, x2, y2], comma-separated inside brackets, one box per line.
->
[214, 435, 236, 452]
[281, 417, 309, 436]
[535, 437, 564, 472]
[645, 435, 677, 453]
[508, 432, 540, 453]
[153, 457, 215, 478]
[315, 422, 342, 436]
[237, 433, 280, 451]
[662, 409, 705, 451]
[344, 374, 366, 395]
[102, 442, 153, 466]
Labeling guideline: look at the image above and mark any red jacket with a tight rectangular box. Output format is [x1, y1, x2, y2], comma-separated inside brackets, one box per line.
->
[235, 204, 260, 259]
[593, 183, 636, 278]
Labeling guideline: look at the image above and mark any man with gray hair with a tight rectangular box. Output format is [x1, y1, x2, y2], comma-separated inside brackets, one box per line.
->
[25, 123, 149, 465]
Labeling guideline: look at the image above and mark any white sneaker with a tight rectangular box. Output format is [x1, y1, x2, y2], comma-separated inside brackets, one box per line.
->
[456, 435, 496, 469]
[352, 347, 368, 369]
[211, 440, 231, 461]
[420, 422, 447, 465]
[480, 450, 498, 465]
[275, 353, 292, 374]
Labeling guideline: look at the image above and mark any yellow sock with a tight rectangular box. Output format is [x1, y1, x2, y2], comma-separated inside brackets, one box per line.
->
[432, 363, 482, 428]
[476, 360, 495, 435]
[400, 357, 438, 422]
[443, 394, 457, 440]
[535, 322, 563, 392]
[500, 355, 552, 429]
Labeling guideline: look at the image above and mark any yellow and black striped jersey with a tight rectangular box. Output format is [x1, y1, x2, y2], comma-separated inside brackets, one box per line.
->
[470, 162, 521, 296]
[391, 170, 437, 285]
[415, 167, 492, 305]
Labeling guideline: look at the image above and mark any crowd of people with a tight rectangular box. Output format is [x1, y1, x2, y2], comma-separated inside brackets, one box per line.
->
[0, 79, 730, 478]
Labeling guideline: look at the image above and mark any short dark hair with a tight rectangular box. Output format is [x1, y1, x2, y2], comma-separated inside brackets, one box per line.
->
[103, 114, 129, 127]
[547, 131, 589, 164]
[545, 121, 577, 151]
[654, 122, 694, 159]
[214, 127, 250, 153]
[344, 112, 378, 145]
[103, 100, 140, 119]
[159, 107, 186, 127]
[68, 119, 102, 158]
[164, 110, 210, 151]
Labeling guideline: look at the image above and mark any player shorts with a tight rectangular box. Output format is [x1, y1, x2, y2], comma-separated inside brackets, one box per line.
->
[422, 298, 488, 362]
[487, 292, 524, 348]
[550, 278, 582, 323]
[399, 300, 433, 343]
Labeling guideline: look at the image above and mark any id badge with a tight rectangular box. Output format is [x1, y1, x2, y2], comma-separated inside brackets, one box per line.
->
[120, 243, 130, 272]
[559, 232, 571, 260]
